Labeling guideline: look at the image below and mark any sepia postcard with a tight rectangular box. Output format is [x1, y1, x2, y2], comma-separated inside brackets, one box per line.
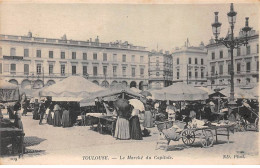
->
[0, 0, 259, 165]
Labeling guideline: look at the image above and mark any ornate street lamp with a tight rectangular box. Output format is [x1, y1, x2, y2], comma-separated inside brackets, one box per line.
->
[211, 3, 252, 107]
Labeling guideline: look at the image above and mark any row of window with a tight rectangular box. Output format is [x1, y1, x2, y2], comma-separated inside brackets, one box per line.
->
[211, 77, 258, 85]
[3, 47, 145, 63]
[176, 58, 204, 65]
[211, 44, 259, 60]
[0, 63, 145, 77]
[153, 72, 173, 77]
[210, 61, 259, 75]
[176, 69, 205, 79]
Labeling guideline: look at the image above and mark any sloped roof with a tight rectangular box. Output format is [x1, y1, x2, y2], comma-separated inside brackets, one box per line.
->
[151, 83, 208, 101]
[41, 76, 105, 97]
[80, 84, 142, 106]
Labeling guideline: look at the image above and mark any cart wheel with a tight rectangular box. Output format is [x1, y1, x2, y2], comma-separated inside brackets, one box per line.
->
[255, 118, 259, 132]
[200, 129, 214, 148]
[181, 129, 195, 146]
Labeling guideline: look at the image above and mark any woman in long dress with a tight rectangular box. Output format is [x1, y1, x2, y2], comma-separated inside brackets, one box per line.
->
[53, 103, 61, 127]
[62, 108, 70, 128]
[129, 108, 143, 140]
[33, 99, 39, 120]
[143, 104, 153, 128]
[114, 99, 131, 140]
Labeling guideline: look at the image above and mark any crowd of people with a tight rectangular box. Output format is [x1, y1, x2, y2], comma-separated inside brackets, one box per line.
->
[3, 92, 258, 142]
[6, 95, 80, 128]
[31, 99, 80, 128]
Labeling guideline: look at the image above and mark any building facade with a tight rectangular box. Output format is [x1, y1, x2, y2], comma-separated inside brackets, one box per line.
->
[172, 41, 207, 86]
[148, 51, 173, 89]
[206, 30, 259, 89]
[0, 32, 149, 90]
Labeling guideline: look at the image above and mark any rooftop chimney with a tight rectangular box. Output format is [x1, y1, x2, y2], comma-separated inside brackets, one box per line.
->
[28, 31, 32, 38]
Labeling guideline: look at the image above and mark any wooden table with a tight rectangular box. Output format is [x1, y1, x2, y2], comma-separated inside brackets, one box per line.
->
[0, 127, 25, 157]
[86, 113, 117, 136]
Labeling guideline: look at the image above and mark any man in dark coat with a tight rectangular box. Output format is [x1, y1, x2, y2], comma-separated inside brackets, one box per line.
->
[33, 99, 40, 120]
[39, 101, 46, 125]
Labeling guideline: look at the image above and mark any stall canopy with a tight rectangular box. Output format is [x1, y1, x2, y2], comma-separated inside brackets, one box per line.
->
[151, 83, 208, 101]
[196, 87, 215, 95]
[0, 80, 20, 102]
[219, 87, 256, 99]
[19, 88, 42, 98]
[40, 76, 105, 99]
[80, 84, 142, 107]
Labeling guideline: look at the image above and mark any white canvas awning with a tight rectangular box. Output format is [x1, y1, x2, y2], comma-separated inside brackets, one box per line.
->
[151, 83, 208, 101]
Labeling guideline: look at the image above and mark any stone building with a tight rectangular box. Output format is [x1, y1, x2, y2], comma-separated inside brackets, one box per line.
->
[172, 39, 207, 86]
[0, 32, 149, 90]
[148, 50, 173, 89]
[206, 29, 259, 88]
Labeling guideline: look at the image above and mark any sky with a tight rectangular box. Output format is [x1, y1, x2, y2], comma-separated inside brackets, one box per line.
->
[0, 2, 259, 52]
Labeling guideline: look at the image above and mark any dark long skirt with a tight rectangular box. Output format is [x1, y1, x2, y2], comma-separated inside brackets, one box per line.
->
[61, 110, 70, 127]
[33, 107, 40, 120]
[53, 110, 61, 127]
[129, 116, 143, 140]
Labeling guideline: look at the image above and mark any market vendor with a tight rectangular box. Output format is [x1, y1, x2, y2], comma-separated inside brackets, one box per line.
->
[103, 102, 117, 116]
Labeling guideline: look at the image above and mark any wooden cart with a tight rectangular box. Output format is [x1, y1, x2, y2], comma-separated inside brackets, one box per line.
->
[156, 121, 235, 150]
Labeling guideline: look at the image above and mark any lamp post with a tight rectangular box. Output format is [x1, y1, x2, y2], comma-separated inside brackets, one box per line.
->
[211, 3, 252, 106]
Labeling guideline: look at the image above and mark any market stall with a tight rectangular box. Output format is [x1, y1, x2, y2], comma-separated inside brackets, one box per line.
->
[80, 84, 142, 135]
[0, 80, 24, 156]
